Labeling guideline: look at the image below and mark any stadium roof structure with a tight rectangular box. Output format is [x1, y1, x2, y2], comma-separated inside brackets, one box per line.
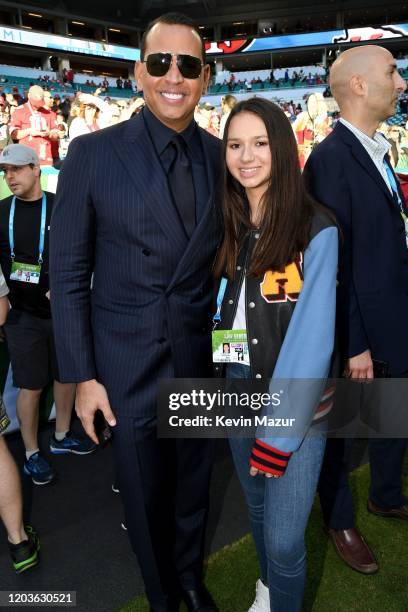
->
[4, 0, 407, 29]
[61, 0, 349, 24]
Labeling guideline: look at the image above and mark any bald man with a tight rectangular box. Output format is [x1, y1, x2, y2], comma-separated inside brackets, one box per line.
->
[304, 45, 407, 575]
[9, 85, 59, 166]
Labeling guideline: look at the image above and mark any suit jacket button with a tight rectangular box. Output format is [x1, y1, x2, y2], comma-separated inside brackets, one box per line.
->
[251, 338, 258, 345]
[249, 302, 255, 308]
[142, 248, 151, 256]
[255, 373, 262, 378]
[228, 299, 234, 305]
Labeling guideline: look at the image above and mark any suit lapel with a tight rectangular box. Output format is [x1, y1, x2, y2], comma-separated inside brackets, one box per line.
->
[110, 114, 188, 253]
[336, 122, 395, 205]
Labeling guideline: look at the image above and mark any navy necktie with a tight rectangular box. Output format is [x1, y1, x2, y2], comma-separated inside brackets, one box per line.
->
[168, 135, 196, 237]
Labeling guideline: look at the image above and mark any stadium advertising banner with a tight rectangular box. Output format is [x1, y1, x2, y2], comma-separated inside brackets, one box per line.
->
[205, 23, 408, 55]
[0, 25, 140, 61]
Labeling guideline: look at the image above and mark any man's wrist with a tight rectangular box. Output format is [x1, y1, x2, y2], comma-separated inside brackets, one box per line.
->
[77, 379, 97, 388]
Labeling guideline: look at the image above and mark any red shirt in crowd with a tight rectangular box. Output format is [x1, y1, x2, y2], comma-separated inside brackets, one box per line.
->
[10, 102, 57, 165]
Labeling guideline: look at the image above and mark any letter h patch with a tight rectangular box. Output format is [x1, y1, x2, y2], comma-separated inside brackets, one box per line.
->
[260, 254, 303, 303]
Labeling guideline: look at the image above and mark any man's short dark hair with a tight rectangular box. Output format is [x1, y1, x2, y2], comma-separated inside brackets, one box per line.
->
[140, 12, 206, 63]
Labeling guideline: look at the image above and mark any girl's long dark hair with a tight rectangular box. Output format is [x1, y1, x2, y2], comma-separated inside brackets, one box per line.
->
[214, 97, 322, 279]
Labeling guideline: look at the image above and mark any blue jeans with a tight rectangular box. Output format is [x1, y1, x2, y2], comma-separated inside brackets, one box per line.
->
[227, 364, 326, 612]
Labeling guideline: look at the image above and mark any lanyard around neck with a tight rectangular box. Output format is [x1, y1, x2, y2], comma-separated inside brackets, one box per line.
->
[213, 277, 228, 325]
[27, 101, 39, 117]
[9, 193, 47, 264]
[383, 161, 404, 211]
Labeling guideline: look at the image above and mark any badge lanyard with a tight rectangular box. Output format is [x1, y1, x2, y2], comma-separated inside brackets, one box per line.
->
[212, 277, 250, 365]
[27, 101, 43, 133]
[9, 192, 47, 265]
[384, 162, 408, 248]
[213, 277, 228, 327]
[384, 162, 404, 211]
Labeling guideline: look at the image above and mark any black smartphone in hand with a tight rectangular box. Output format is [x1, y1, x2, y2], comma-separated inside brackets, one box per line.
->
[94, 410, 112, 447]
[372, 359, 389, 378]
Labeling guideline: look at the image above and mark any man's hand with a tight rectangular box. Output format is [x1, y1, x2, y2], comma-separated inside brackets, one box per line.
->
[48, 129, 60, 141]
[29, 128, 48, 137]
[76, 379, 116, 444]
[344, 349, 373, 380]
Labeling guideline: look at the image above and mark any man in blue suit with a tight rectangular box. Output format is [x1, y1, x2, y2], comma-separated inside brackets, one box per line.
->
[305, 45, 407, 575]
[50, 13, 220, 612]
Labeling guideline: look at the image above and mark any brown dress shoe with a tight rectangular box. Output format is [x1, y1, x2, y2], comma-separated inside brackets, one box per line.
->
[328, 527, 379, 574]
[368, 499, 408, 521]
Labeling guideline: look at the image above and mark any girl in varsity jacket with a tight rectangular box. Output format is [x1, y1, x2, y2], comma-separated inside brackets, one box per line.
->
[213, 98, 338, 612]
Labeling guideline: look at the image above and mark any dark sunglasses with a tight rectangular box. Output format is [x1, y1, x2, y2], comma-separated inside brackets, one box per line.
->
[143, 53, 203, 79]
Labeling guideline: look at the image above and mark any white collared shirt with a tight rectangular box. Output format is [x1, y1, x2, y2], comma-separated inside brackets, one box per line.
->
[339, 118, 392, 194]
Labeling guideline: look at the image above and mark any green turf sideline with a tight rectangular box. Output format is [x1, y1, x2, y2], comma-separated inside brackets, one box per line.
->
[120, 457, 408, 612]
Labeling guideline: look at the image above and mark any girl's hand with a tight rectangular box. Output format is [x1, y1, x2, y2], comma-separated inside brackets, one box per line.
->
[249, 466, 279, 478]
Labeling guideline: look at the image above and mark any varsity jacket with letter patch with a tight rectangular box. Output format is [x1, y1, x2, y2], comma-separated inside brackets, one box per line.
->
[214, 212, 338, 476]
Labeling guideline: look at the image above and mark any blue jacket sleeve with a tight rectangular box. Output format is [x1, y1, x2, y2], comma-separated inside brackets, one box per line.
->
[255, 225, 338, 455]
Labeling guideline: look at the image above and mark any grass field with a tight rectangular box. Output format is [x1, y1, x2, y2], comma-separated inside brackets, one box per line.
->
[121, 457, 408, 612]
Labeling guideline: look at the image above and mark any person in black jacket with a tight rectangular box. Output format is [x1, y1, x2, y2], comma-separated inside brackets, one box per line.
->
[0, 144, 94, 487]
[213, 98, 338, 612]
[305, 45, 408, 576]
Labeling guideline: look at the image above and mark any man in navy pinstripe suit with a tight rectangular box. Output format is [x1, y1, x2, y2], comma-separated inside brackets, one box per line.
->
[50, 13, 221, 612]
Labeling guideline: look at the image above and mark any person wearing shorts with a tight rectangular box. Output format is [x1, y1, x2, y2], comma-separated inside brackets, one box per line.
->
[0, 144, 95, 486]
[0, 401, 40, 573]
[0, 260, 39, 573]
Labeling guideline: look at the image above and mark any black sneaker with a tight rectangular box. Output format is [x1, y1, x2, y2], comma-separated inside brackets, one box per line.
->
[8, 525, 40, 574]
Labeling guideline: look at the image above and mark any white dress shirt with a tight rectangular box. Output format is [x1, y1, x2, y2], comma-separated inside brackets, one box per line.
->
[339, 118, 392, 194]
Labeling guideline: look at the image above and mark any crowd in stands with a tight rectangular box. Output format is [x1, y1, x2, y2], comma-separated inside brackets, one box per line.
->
[0, 61, 406, 175]
[0, 85, 146, 162]
[0, 66, 137, 103]
[219, 68, 328, 93]
[212, 65, 328, 95]
[211, 64, 408, 96]
[1, 80, 407, 175]
[2, 62, 407, 108]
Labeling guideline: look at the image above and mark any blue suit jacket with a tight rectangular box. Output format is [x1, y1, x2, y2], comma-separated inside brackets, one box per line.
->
[304, 121, 408, 375]
[50, 113, 222, 416]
